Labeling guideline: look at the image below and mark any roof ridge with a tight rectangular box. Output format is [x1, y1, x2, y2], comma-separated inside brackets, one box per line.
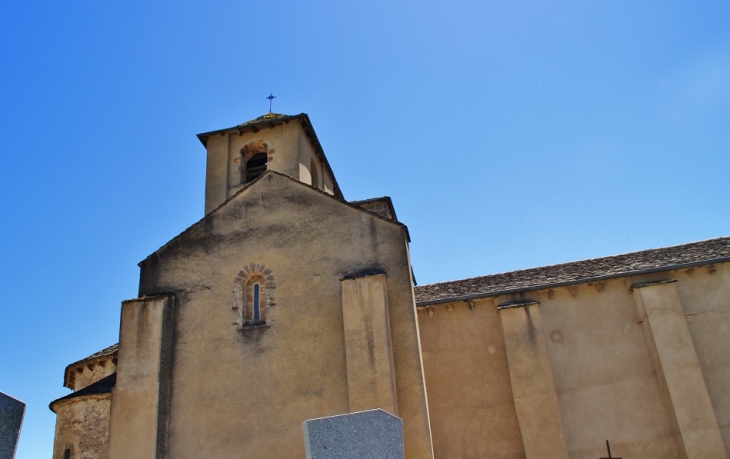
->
[138, 171, 408, 267]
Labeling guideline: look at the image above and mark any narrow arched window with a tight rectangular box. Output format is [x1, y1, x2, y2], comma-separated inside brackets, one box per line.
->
[245, 275, 266, 324]
[246, 153, 268, 183]
[233, 264, 276, 330]
[64, 448, 72, 459]
[253, 284, 261, 322]
[310, 158, 319, 188]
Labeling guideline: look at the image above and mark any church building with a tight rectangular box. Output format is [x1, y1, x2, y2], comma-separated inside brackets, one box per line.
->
[50, 112, 730, 459]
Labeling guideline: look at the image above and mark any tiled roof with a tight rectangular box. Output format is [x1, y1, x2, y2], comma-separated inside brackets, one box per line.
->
[66, 343, 118, 368]
[414, 236, 730, 305]
[50, 373, 116, 412]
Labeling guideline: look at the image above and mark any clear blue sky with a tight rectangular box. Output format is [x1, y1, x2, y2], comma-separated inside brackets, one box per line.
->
[1, 0, 729, 456]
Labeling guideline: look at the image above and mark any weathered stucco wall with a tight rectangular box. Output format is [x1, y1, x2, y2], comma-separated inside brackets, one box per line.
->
[341, 274, 398, 414]
[675, 262, 730, 452]
[107, 296, 174, 459]
[418, 299, 525, 459]
[538, 279, 679, 458]
[52, 396, 110, 459]
[296, 130, 333, 194]
[137, 172, 433, 459]
[298, 130, 316, 186]
[418, 261, 730, 459]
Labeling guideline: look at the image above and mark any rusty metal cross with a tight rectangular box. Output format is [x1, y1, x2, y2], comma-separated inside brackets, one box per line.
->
[266, 93, 276, 113]
[599, 440, 622, 459]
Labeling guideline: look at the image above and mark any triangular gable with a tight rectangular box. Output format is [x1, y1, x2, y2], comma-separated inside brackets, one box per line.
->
[139, 170, 409, 267]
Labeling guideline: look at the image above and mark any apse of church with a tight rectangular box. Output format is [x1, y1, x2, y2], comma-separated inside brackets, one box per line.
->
[50, 112, 730, 459]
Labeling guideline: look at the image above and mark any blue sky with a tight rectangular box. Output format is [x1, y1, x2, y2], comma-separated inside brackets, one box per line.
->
[1, 0, 729, 456]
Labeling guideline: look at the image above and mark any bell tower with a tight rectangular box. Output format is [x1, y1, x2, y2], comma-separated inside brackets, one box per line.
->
[196, 113, 343, 215]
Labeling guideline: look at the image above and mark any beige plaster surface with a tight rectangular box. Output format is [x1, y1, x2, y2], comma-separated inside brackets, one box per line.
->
[107, 296, 174, 459]
[204, 134, 229, 215]
[417, 299, 525, 459]
[498, 301, 569, 459]
[297, 130, 317, 186]
[673, 263, 730, 454]
[634, 280, 728, 459]
[538, 281, 680, 458]
[341, 274, 398, 414]
[137, 173, 433, 459]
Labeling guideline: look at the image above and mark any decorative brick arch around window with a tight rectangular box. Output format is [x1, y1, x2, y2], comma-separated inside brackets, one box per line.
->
[239, 140, 270, 184]
[232, 263, 276, 329]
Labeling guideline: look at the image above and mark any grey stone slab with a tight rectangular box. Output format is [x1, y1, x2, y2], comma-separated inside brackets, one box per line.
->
[303, 409, 404, 459]
[0, 392, 25, 459]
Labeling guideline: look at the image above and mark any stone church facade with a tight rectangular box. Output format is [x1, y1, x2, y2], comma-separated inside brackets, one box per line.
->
[50, 113, 730, 459]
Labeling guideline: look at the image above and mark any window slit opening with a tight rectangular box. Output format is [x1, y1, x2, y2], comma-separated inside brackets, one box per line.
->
[253, 284, 261, 322]
[246, 153, 268, 183]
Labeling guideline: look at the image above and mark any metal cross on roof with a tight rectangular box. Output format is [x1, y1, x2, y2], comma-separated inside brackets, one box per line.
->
[266, 93, 276, 113]
[599, 440, 622, 459]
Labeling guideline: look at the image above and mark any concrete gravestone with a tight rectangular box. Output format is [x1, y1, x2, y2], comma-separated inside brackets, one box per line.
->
[302, 409, 404, 459]
[0, 392, 25, 459]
